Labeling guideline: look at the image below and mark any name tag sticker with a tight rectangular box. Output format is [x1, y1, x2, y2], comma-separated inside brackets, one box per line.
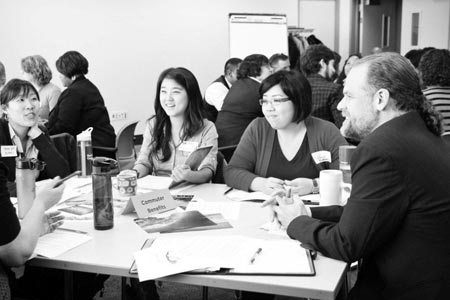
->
[178, 141, 198, 153]
[311, 151, 331, 164]
[131, 189, 178, 218]
[1, 146, 17, 157]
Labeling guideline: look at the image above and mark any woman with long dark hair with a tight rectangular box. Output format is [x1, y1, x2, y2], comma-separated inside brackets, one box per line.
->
[134, 67, 217, 183]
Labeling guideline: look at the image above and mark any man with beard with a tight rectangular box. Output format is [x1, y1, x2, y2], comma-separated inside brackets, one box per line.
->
[299, 44, 344, 128]
[266, 52, 450, 300]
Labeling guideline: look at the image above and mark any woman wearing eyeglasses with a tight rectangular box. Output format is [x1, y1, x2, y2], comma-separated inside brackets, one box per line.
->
[224, 70, 346, 196]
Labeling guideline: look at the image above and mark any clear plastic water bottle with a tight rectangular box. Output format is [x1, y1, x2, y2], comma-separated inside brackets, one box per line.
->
[92, 157, 118, 230]
[77, 127, 93, 176]
[16, 158, 45, 219]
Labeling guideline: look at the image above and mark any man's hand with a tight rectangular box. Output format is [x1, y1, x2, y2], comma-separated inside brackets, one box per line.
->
[262, 193, 309, 228]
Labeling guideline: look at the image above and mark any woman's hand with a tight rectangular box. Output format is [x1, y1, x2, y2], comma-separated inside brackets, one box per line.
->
[35, 177, 66, 211]
[250, 177, 284, 195]
[41, 211, 65, 236]
[171, 164, 194, 182]
[27, 123, 43, 139]
[284, 178, 314, 195]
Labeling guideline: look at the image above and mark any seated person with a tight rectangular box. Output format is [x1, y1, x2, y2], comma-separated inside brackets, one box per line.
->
[204, 57, 242, 121]
[215, 54, 271, 147]
[0, 161, 64, 299]
[21, 55, 61, 120]
[0, 79, 70, 195]
[269, 53, 290, 73]
[47, 51, 116, 157]
[133, 67, 218, 183]
[224, 70, 346, 196]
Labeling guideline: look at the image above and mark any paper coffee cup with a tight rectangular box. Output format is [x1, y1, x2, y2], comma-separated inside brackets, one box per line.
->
[319, 170, 343, 206]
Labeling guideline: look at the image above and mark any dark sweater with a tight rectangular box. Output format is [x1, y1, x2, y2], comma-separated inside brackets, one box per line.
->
[47, 75, 116, 148]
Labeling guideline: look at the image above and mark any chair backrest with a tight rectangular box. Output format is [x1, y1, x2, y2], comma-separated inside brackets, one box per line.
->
[50, 132, 78, 172]
[218, 144, 238, 163]
[212, 151, 226, 184]
[116, 121, 139, 171]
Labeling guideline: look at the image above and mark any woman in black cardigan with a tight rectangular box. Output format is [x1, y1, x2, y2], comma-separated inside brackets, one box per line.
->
[47, 51, 116, 157]
[0, 79, 70, 195]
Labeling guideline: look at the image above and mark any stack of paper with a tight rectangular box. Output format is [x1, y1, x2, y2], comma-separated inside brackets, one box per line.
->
[133, 235, 315, 281]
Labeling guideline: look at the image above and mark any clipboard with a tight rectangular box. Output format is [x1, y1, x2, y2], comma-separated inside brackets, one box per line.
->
[188, 243, 316, 276]
[130, 239, 155, 274]
[169, 145, 213, 189]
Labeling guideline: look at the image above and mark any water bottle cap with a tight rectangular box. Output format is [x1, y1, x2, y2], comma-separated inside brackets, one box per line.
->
[91, 157, 118, 173]
[77, 127, 93, 142]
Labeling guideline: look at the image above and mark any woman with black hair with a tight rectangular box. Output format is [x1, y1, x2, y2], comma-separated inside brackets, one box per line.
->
[335, 53, 362, 86]
[215, 54, 271, 147]
[47, 51, 116, 155]
[133, 67, 217, 183]
[225, 70, 346, 196]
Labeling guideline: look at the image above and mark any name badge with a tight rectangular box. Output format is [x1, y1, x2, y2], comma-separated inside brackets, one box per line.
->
[311, 151, 331, 164]
[131, 189, 178, 218]
[178, 141, 198, 153]
[1, 146, 17, 157]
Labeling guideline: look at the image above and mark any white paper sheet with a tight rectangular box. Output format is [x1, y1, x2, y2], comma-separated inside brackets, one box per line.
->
[185, 200, 241, 220]
[34, 229, 92, 258]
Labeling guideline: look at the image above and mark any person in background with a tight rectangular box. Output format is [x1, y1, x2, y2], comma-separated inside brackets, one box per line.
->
[0, 61, 6, 91]
[299, 44, 344, 128]
[335, 53, 362, 86]
[419, 48, 450, 143]
[268, 53, 290, 72]
[404, 47, 435, 70]
[47, 51, 116, 157]
[268, 53, 450, 300]
[134, 67, 217, 183]
[215, 54, 271, 147]
[0, 79, 70, 195]
[331, 51, 341, 82]
[0, 162, 65, 300]
[203, 57, 242, 121]
[21, 55, 61, 120]
[225, 70, 346, 196]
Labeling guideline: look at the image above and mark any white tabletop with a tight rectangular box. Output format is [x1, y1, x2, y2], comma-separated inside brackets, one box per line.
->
[30, 183, 347, 300]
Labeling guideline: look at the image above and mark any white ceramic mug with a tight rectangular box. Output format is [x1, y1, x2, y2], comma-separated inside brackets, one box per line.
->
[319, 170, 344, 206]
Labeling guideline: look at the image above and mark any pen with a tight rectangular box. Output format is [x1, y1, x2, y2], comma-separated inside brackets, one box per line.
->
[223, 187, 233, 195]
[302, 200, 319, 205]
[56, 227, 89, 235]
[249, 248, 262, 264]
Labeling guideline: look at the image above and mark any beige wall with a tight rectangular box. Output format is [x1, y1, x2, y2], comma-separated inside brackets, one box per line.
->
[401, 0, 450, 54]
[0, 0, 298, 133]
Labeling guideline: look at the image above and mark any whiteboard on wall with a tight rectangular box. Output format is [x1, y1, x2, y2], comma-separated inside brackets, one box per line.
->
[229, 13, 288, 59]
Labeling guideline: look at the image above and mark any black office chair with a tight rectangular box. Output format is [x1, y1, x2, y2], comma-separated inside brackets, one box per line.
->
[211, 151, 226, 184]
[218, 144, 237, 163]
[50, 132, 78, 172]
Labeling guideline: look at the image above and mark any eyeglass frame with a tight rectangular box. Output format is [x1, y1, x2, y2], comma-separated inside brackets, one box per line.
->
[259, 97, 291, 107]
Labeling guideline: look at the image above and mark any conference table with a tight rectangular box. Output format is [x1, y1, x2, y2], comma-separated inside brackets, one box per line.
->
[30, 182, 348, 300]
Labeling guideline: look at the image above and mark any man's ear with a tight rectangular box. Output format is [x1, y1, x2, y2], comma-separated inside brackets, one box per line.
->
[373, 88, 390, 111]
[319, 59, 326, 69]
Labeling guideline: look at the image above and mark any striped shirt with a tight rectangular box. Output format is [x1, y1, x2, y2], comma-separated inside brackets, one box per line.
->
[423, 86, 450, 135]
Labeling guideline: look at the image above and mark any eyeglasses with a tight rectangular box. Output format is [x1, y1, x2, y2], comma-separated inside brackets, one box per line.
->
[259, 97, 291, 106]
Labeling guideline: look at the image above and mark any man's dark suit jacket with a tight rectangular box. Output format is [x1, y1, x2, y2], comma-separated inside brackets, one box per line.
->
[287, 112, 450, 300]
[307, 73, 344, 128]
[47, 75, 116, 149]
[215, 77, 263, 147]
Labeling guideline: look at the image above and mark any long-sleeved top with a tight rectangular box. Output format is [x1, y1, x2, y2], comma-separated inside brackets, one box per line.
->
[38, 82, 61, 120]
[134, 118, 218, 177]
[47, 75, 116, 148]
[215, 77, 263, 147]
[423, 86, 450, 135]
[307, 74, 344, 128]
[287, 112, 450, 300]
[224, 117, 347, 191]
